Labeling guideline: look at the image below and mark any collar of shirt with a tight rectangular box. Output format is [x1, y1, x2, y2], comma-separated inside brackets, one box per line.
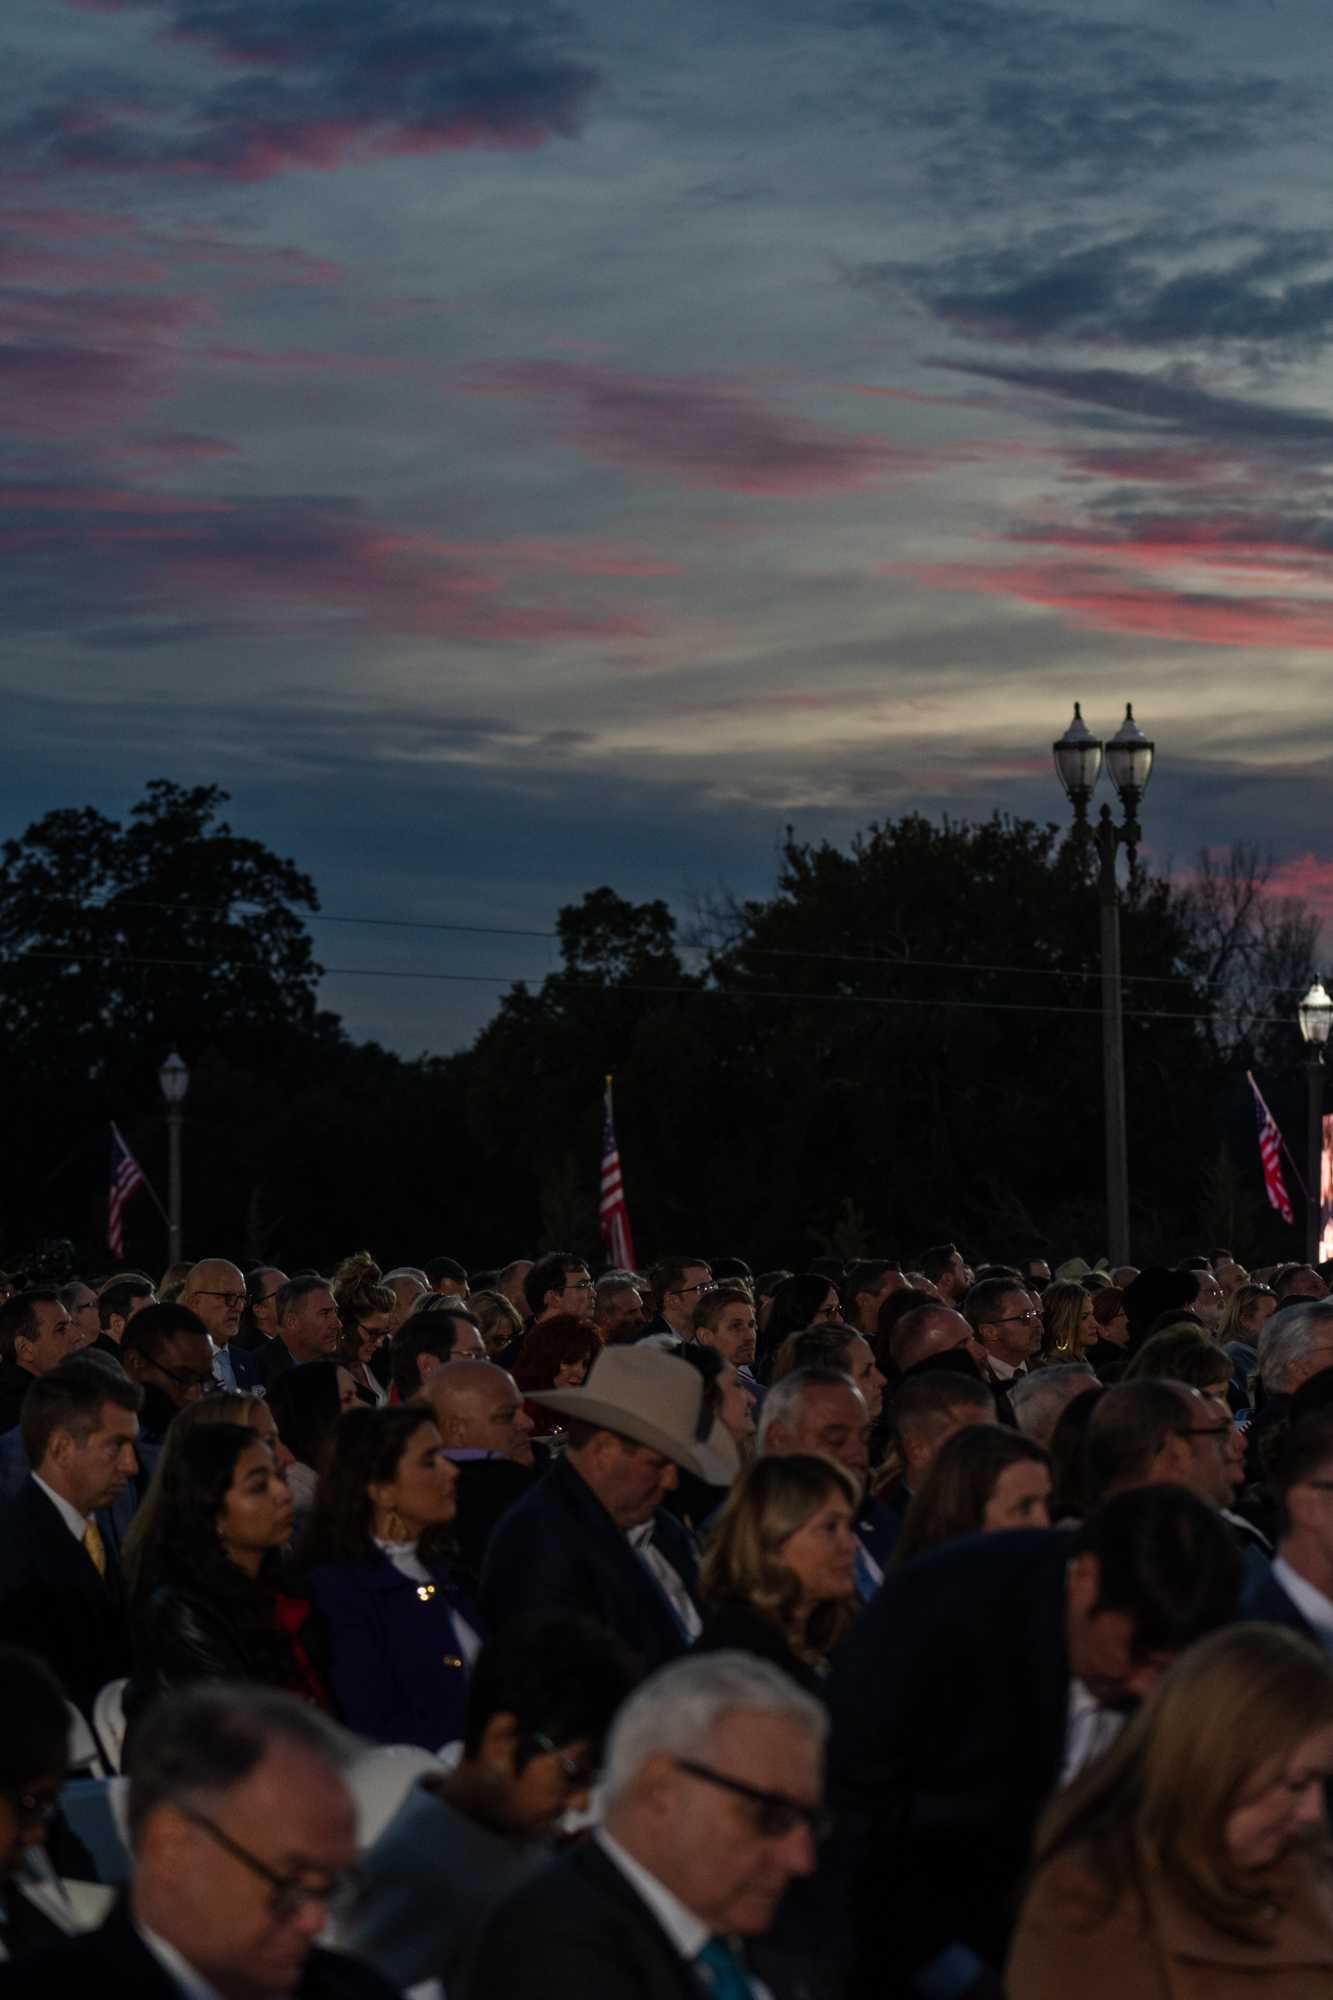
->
[1273, 1557, 1333, 1641]
[627, 1522, 703, 1640]
[596, 1829, 710, 1962]
[31, 1473, 89, 1543]
[1060, 1676, 1125, 1788]
[987, 1354, 1027, 1383]
[135, 1920, 228, 2000]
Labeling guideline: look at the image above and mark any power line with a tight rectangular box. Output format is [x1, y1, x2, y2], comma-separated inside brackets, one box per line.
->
[6, 946, 1294, 1028]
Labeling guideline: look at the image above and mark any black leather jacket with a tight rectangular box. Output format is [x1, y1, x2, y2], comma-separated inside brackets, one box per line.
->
[124, 1578, 296, 1732]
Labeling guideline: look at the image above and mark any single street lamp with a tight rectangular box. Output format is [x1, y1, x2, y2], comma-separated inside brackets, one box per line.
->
[159, 1049, 189, 1266]
[1298, 981, 1333, 1264]
[1053, 702, 1156, 1266]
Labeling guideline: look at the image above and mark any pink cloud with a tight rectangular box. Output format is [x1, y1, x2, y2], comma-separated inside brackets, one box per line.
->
[1267, 855, 1333, 923]
[460, 359, 938, 496]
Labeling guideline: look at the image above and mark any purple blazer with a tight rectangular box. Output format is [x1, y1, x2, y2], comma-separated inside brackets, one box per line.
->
[306, 1549, 483, 1750]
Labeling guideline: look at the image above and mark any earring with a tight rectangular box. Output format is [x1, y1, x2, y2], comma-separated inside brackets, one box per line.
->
[383, 1507, 409, 1542]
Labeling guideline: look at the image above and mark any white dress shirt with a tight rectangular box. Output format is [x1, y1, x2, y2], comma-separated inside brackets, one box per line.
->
[1273, 1557, 1333, 1652]
[596, 1831, 710, 1960]
[986, 1354, 1027, 1383]
[31, 1473, 90, 1544]
[628, 1522, 703, 1640]
[1059, 1678, 1125, 1786]
[136, 1920, 227, 2000]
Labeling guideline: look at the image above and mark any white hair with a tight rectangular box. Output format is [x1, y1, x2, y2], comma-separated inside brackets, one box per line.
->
[1259, 1301, 1333, 1394]
[600, 1651, 826, 1806]
[755, 1365, 858, 1452]
[1010, 1361, 1096, 1440]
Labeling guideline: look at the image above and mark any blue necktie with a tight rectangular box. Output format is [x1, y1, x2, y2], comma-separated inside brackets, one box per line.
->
[695, 1937, 752, 2000]
[853, 1541, 879, 1603]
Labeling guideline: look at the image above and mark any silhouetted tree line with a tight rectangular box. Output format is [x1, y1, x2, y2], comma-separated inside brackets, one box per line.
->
[0, 783, 1322, 1277]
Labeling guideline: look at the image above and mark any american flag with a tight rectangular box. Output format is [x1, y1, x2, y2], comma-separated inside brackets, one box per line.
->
[108, 1123, 147, 1257]
[599, 1077, 636, 1272]
[1247, 1072, 1294, 1227]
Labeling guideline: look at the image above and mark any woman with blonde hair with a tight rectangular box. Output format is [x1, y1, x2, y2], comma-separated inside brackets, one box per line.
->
[1040, 1279, 1098, 1363]
[693, 1453, 859, 1693]
[1008, 1623, 1333, 1998]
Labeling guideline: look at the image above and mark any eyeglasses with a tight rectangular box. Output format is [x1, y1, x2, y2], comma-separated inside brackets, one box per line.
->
[1181, 1423, 1232, 1441]
[177, 1805, 358, 1922]
[992, 1310, 1041, 1325]
[529, 1733, 600, 1789]
[672, 1760, 831, 1841]
[194, 1290, 246, 1310]
[148, 1358, 217, 1392]
[2, 1787, 60, 1831]
[669, 1282, 714, 1300]
[254, 1288, 285, 1307]
[563, 1279, 595, 1294]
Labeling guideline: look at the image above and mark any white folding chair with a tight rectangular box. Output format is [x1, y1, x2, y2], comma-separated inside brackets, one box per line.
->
[343, 1744, 443, 1849]
[65, 1700, 107, 1781]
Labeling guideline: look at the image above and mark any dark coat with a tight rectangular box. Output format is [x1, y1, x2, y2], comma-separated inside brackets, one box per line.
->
[306, 1549, 482, 1749]
[479, 1455, 698, 1677]
[448, 1453, 539, 1578]
[0, 1360, 34, 1436]
[125, 1574, 303, 1724]
[0, 1477, 130, 1716]
[1241, 1550, 1321, 1642]
[466, 1832, 818, 2000]
[250, 1337, 298, 1390]
[820, 1528, 1073, 1995]
[0, 1893, 398, 2000]
[692, 1599, 827, 1698]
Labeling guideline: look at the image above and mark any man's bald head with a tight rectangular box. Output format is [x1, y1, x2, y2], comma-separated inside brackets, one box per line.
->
[419, 1358, 535, 1466]
[890, 1305, 979, 1375]
[180, 1258, 245, 1348]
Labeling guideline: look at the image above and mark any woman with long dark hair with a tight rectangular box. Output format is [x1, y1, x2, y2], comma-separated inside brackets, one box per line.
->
[125, 1421, 324, 1727]
[301, 1405, 484, 1749]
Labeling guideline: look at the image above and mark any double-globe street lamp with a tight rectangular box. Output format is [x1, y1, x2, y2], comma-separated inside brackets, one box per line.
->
[1053, 703, 1156, 1266]
[1298, 981, 1333, 1265]
[159, 1048, 189, 1266]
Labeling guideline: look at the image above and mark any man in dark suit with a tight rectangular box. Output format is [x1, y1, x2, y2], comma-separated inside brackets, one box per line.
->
[820, 1486, 1239, 1998]
[757, 1368, 899, 1594]
[249, 1275, 343, 1391]
[0, 1290, 81, 1434]
[480, 1346, 737, 1675]
[0, 1358, 142, 1717]
[0, 1684, 397, 1999]
[421, 1360, 539, 1575]
[177, 1257, 262, 1392]
[1241, 1410, 1333, 1649]
[467, 1651, 824, 2000]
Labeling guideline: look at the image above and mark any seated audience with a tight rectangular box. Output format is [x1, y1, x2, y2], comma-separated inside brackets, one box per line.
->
[92, 1275, 155, 1356]
[122, 1389, 294, 1599]
[302, 1404, 483, 1749]
[1085, 1285, 1131, 1375]
[842, 1260, 905, 1338]
[468, 1651, 826, 2000]
[0, 1291, 79, 1433]
[0, 1646, 79, 1957]
[0, 1685, 395, 2000]
[691, 1283, 760, 1373]
[337, 1614, 637, 1993]
[0, 1358, 141, 1716]
[389, 1302, 486, 1400]
[481, 1347, 736, 1674]
[669, 1342, 756, 1531]
[964, 1275, 1043, 1412]
[467, 1287, 525, 1356]
[124, 1421, 321, 1726]
[511, 1314, 600, 1434]
[825, 1485, 1240, 1996]
[419, 1360, 538, 1574]
[694, 1454, 859, 1693]
[118, 1302, 215, 1480]
[770, 1326, 885, 1422]
[892, 1425, 1052, 1563]
[759, 1366, 897, 1588]
[1040, 1279, 1098, 1363]
[1244, 1413, 1333, 1649]
[759, 1273, 843, 1367]
[873, 1369, 996, 1524]
[251, 1274, 341, 1389]
[267, 1361, 363, 1533]
[1008, 1624, 1333, 1999]
[331, 1251, 394, 1405]
[234, 1264, 288, 1352]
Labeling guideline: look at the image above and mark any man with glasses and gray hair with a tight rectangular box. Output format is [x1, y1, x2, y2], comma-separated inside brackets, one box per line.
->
[0, 1684, 397, 1998]
[964, 1277, 1044, 1423]
[179, 1258, 259, 1392]
[468, 1651, 825, 2000]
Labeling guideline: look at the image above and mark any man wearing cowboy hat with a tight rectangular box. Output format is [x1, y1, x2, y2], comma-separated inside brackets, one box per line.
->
[480, 1347, 739, 1677]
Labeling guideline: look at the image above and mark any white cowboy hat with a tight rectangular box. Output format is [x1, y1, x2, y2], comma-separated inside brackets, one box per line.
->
[528, 1345, 739, 1486]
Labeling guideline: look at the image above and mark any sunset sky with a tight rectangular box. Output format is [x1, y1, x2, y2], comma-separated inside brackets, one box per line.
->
[7, 0, 1333, 1053]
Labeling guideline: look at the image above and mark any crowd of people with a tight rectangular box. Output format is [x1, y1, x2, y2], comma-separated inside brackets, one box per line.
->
[1, 1239, 1333, 1995]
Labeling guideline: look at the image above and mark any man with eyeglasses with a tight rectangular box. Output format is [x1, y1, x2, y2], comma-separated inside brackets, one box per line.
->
[119, 1304, 216, 1482]
[641, 1255, 714, 1344]
[469, 1651, 825, 2000]
[234, 1268, 289, 1353]
[0, 1684, 397, 1999]
[179, 1258, 259, 1392]
[338, 1613, 637, 1995]
[965, 1277, 1044, 1425]
[523, 1252, 597, 1329]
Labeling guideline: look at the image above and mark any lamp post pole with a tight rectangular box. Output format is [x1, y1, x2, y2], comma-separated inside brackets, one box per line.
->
[1299, 983, 1333, 1265]
[1053, 704, 1155, 1269]
[159, 1050, 189, 1266]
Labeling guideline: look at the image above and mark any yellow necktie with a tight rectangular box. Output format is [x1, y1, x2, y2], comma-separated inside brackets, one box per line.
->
[82, 1519, 107, 1578]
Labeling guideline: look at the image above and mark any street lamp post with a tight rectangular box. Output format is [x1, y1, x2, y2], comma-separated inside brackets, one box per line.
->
[1298, 982, 1333, 1265]
[159, 1049, 189, 1266]
[1053, 702, 1156, 1267]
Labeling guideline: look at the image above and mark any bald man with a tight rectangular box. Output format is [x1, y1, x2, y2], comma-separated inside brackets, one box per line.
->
[890, 1305, 988, 1378]
[419, 1360, 539, 1574]
[179, 1258, 257, 1390]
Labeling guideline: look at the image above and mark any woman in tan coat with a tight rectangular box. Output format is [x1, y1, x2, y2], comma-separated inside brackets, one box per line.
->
[1007, 1623, 1333, 1998]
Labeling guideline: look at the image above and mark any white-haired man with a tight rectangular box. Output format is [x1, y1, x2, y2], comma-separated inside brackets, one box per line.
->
[468, 1651, 825, 2000]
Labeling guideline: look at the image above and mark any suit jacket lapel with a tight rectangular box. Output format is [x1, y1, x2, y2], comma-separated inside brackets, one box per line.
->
[572, 1842, 707, 2000]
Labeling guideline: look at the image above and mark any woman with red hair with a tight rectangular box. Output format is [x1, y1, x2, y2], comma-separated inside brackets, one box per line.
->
[511, 1314, 601, 1436]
